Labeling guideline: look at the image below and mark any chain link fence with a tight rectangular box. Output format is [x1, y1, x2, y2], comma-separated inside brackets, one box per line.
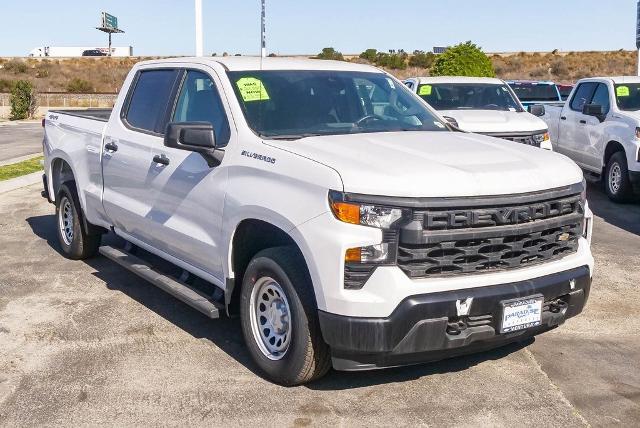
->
[0, 92, 118, 109]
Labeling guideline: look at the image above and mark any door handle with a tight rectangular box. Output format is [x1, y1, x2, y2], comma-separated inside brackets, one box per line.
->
[153, 154, 170, 166]
[560, 116, 567, 120]
[579, 120, 587, 124]
[104, 141, 118, 152]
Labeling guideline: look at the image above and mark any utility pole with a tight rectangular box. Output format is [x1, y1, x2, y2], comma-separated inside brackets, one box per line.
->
[637, 1, 640, 75]
[261, 0, 266, 58]
[195, 0, 204, 57]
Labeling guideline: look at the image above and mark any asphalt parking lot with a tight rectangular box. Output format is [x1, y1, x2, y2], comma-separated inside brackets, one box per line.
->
[0, 123, 43, 164]
[0, 180, 639, 426]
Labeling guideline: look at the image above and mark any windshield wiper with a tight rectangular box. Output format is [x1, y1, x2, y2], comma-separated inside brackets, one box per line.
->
[261, 133, 320, 141]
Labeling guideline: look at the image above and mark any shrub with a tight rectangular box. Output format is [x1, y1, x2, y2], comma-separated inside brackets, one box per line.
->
[66, 78, 93, 93]
[10, 80, 37, 120]
[550, 59, 569, 79]
[0, 79, 16, 92]
[408, 50, 435, 69]
[4, 59, 28, 74]
[375, 50, 408, 70]
[315, 47, 344, 61]
[431, 41, 495, 77]
[359, 49, 377, 63]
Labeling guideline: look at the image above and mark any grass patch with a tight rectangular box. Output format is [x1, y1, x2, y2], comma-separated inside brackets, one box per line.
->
[0, 156, 43, 181]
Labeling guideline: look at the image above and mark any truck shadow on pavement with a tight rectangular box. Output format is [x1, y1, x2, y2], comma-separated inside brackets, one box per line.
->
[27, 213, 533, 390]
[586, 182, 640, 236]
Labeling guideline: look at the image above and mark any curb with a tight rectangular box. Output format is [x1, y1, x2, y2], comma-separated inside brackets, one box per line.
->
[0, 120, 41, 127]
[0, 154, 42, 167]
[0, 171, 42, 195]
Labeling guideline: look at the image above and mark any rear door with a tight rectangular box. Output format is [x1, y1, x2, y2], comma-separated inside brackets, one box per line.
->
[102, 68, 182, 243]
[557, 82, 597, 167]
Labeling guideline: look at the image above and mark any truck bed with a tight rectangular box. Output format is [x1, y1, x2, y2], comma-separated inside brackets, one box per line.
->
[49, 108, 112, 122]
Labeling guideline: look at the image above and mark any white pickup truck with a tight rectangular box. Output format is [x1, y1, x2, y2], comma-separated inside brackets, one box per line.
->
[42, 57, 594, 385]
[404, 77, 552, 150]
[541, 76, 640, 202]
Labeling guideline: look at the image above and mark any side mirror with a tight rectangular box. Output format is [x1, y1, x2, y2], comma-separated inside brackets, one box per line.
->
[582, 104, 605, 122]
[164, 122, 222, 167]
[442, 116, 460, 130]
[528, 104, 545, 117]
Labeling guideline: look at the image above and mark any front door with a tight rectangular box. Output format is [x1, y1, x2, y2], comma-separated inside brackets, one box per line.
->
[143, 68, 232, 282]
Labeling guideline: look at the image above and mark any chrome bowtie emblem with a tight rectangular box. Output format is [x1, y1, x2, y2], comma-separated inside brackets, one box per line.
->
[456, 298, 474, 316]
[557, 232, 571, 242]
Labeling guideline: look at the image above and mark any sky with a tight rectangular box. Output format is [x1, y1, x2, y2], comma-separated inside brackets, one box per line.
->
[0, 0, 638, 56]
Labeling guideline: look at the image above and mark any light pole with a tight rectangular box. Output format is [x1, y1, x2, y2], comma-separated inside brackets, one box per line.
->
[195, 0, 204, 57]
[261, 0, 266, 58]
[637, 1, 640, 75]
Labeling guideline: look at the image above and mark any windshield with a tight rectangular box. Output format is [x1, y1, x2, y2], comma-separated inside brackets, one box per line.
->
[614, 84, 640, 111]
[227, 70, 448, 139]
[416, 83, 523, 112]
[509, 83, 560, 102]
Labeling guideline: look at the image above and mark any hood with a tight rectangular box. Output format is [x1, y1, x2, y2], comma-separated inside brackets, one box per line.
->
[439, 109, 548, 134]
[267, 131, 582, 198]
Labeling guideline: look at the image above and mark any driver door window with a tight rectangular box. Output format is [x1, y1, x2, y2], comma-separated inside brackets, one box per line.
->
[172, 70, 231, 147]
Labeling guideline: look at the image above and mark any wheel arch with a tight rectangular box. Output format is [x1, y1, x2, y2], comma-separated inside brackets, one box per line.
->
[603, 140, 625, 173]
[225, 218, 314, 317]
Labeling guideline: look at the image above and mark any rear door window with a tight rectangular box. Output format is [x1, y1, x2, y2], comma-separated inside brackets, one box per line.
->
[570, 82, 597, 112]
[124, 69, 181, 134]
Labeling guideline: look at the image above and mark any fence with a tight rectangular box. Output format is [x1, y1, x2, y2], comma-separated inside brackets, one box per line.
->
[0, 92, 118, 109]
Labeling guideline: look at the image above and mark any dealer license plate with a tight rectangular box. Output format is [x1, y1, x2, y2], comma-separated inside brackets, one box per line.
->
[500, 295, 544, 333]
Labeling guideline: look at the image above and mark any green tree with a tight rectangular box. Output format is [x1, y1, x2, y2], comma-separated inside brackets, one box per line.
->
[359, 49, 377, 62]
[10, 80, 37, 120]
[408, 50, 435, 69]
[315, 47, 344, 61]
[430, 41, 495, 77]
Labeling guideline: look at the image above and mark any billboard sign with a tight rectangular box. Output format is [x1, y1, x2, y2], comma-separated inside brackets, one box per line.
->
[101, 12, 119, 31]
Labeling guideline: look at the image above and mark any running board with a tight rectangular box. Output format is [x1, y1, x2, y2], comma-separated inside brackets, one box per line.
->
[99, 245, 223, 319]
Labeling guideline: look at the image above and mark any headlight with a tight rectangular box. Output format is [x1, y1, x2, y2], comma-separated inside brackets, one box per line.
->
[533, 132, 550, 144]
[329, 191, 406, 229]
[329, 191, 405, 289]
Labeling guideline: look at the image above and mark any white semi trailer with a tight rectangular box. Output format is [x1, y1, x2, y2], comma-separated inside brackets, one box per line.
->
[28, 46, 133, 57]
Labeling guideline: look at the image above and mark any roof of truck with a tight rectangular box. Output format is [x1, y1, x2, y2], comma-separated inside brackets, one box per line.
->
[605, 76, 640, 84]
[505, 80, 556, 85]
[408, 76, 505, 85]
[136, 56, 382, 73]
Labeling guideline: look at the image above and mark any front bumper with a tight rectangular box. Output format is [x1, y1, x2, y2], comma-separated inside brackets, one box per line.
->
[319, 265, 590, 371]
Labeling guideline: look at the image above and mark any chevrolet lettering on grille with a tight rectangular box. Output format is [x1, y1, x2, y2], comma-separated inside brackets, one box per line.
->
[424, 197, 581, 230]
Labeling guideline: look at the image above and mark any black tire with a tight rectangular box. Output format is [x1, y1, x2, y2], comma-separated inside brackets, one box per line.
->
[55, 182, 101, 259]
[239, 246, 331, 385]
[604, 152, 634, 203]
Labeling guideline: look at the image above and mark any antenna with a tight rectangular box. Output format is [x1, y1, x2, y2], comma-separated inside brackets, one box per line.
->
[195, 0, 204, 56]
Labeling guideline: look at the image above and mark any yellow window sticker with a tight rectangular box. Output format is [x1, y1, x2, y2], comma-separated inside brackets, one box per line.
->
[419, 85, 432, 96]
[616, 86, 630, 97]
[236, 77, 270, 102]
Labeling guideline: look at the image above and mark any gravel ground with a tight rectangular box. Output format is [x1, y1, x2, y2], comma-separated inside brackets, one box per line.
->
[0, 183, 638, 427]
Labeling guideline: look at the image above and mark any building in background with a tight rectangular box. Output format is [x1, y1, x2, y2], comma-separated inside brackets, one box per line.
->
[28, 46, 133, 57]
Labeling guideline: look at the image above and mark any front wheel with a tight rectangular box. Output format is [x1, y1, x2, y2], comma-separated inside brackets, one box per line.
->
[55, 182, 101, 259]
[604, 152, 634, 203]
[240, 247, 331, 385]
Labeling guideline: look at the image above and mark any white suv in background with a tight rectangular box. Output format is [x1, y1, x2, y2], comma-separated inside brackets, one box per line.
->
[404, 76, 552, 150]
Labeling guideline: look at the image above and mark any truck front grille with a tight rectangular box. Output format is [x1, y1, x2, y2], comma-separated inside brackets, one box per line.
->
[490, 132, 542, 147]
[396, 190, 584, 278]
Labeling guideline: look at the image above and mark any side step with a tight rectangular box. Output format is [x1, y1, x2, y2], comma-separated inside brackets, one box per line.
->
[99, 245, 223, 319]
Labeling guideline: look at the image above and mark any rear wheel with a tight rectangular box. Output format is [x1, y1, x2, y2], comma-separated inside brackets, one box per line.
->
[240, 247, 331, 385]
[55, 182, 101, 259]
[604, 152, 633, 203]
